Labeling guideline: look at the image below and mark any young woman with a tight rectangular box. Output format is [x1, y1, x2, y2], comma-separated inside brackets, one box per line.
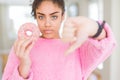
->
[2, 0, 116, 80]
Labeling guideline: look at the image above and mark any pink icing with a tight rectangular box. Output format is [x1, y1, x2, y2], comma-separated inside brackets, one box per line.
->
[18, 23, 40, 41]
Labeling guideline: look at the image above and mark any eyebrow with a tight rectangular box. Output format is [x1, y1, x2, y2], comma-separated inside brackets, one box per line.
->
[37, 11, 60, 15]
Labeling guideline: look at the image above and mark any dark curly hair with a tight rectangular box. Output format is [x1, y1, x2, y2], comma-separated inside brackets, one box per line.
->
[31, 0, 65, 18]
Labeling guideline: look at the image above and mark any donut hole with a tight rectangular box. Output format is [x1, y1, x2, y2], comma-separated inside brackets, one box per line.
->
[25, 30, 33, 37]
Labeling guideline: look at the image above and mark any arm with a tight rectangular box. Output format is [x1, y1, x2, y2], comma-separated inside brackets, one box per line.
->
[62, 16, 116, 79]
[62, 16, 108, 55]
[79, 22, 116, 79]
[2, 48, 33, 80]
[62, 16, 115, 55]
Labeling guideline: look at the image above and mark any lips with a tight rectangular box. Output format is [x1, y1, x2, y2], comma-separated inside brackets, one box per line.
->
[43, 30, 53, 34]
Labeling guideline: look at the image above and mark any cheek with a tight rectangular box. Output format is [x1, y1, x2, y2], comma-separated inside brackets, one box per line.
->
[38, 26, 44, 32]
[54, 22, 62, 30]
[37, 24, 43, 32]
[54, 25, 61, 32]
[37, 21, 44, 30]
[37, 19, 44, 26]
[54, 19, 61, 25]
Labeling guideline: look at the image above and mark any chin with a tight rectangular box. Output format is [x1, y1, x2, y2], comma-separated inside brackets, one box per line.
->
[42, 34, 59, 39]
[42, 35, 54, 39]
[45, 37, 54, 39]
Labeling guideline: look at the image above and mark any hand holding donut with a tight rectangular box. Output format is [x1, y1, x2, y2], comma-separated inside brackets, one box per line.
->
[14, 23, 40, 78]
[18, 23, 40, 41]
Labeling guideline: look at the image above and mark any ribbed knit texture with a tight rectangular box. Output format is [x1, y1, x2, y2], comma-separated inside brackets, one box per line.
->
[2, 23, 116, 80]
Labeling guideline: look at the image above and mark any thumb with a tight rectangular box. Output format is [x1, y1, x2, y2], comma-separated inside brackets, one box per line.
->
[65, 33, 88, 55]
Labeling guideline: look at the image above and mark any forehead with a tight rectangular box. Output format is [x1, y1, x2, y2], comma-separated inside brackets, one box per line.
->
[36, 1, 62, 14]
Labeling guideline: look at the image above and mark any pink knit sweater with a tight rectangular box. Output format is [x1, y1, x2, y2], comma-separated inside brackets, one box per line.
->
[2, 23, 116, 80]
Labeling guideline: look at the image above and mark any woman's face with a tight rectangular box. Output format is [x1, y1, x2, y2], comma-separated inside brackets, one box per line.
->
[36, 1, 64, 39]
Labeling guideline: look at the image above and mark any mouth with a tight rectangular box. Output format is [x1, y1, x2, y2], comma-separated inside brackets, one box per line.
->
[43, 30, 53, 34]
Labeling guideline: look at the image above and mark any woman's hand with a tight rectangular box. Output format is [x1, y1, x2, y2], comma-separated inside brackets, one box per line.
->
[62, 16, 106, 55]
[14, 38, 34, 78]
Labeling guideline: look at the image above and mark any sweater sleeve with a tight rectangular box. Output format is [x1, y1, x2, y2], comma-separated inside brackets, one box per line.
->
[2, 48, 33, 80]
[79, 22, 116, 80]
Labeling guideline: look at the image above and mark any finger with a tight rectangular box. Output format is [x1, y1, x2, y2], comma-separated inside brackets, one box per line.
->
[15, 39, 23, 56]
[15, 38, 29, 57]
[61, 37, 76, 42]
[62, 27, 77, 42]
[65, 33, 88, 55]
[20, 38, 33, 56]
[25, 41, 35, 55]
[65, 41, 81, 56]
[14, 39, 18, 54]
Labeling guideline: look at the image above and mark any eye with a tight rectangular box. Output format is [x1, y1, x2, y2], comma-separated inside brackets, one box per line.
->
[38, 16, 44, 20]
[51, 16, 58, 20]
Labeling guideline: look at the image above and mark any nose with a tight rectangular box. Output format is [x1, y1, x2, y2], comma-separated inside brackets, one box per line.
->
[45, 19, 51, 27]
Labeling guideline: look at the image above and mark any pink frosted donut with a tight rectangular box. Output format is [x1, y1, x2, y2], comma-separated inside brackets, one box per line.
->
[18, 23, 40, 41]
